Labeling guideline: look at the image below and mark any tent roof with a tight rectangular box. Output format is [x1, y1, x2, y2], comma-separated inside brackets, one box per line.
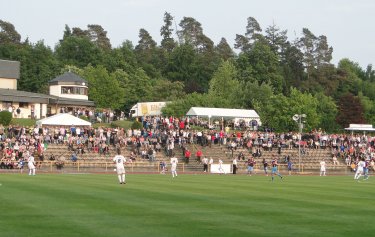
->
[186, 107, 260, 119]
[36, 113, 91, 127]
[344, 124, 375, 132]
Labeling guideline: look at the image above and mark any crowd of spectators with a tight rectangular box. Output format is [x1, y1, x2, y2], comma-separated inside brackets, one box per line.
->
[2, 114, 375, 172]
[0, 124, 46, 170]
[59, 107, 125, 123]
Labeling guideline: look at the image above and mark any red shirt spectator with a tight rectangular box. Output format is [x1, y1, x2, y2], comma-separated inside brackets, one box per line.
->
[184, 149, 191, 163]
[179, 121, 185, 129]
[236, 132, 242, 139]
[196, 150, 203, 162]
[185, 149, 191, 158]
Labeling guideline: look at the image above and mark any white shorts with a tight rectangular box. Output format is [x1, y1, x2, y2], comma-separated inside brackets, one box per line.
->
[355, 168, 363, 175]
[28, 163, 35, 169]
[116, 167, 125, 175]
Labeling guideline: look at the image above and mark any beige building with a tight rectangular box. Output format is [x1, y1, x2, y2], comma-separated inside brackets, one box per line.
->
[0, 59, 94, 119]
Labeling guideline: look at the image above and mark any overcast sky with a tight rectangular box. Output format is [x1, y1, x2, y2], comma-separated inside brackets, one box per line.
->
[1, 0, 374, 68]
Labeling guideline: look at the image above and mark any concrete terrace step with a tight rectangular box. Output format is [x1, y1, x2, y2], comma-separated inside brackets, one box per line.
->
[38, 143, 342, 173]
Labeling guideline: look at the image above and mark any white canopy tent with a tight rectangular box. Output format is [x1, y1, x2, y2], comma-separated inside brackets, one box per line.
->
[186, 107, 261, 127]
[36, 113, 91, 127]
[344, 124, 375, 134]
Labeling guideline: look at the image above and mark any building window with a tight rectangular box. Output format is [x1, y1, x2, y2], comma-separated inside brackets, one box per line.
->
[2, 101, 12, 109]
[61, 87, 73, 94]
[47, 106, 52, 115]
[61, 86, 87, 95]
[19, 102, 29, 108]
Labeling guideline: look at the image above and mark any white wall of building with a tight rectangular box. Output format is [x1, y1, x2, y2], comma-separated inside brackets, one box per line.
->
[1, 102, 48, 119]
[0, 78, 17, 89]
[49, 85, 88, 100]
[49, 85, 60, 97]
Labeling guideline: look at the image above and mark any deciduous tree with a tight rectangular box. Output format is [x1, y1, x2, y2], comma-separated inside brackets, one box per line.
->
[0, 20, 21, 44]
[82, 65, 125, 109]
[336, 93, 366, 128]
[208, 60, 240, 107]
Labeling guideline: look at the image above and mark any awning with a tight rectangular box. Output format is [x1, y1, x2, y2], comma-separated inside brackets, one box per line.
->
[36, 113, 91, 127]
[344, 124, 375, 132]
[186, 107, 260, 119]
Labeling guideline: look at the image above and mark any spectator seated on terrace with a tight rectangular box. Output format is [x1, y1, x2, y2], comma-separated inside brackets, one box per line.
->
[332, 155, 339, 165]
[77, 144, 85, 154]
[130, 152, 136, 161]
[0, 158, 15, 169]
[71, 152, 78, 163]
[228, 140, 237, 151]
[148, 148, 155, 161]
[155, 143, 161, 152]
[49, 154, 56, 161]
[141, 149, 147, 159]
[237, 151, 245, 161]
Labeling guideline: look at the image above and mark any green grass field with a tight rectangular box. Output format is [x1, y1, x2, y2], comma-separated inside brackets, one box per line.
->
[0, 173, 374, 237]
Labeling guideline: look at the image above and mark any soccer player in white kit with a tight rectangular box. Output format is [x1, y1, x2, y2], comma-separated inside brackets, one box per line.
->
[28, 155, 36, 176]
[113, 151, 126, 184]
[170, 156, 178, 178]
[354, 158, 366, 180]
[218, 159, 226, 174]
[209, 157, 214, 172]
[320, 159, 326, 176]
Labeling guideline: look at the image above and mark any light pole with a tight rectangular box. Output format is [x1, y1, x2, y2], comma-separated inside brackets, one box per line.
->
[293, 114, 306, 173]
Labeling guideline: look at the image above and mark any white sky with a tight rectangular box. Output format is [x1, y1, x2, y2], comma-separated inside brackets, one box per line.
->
[1, 0, 374, 68]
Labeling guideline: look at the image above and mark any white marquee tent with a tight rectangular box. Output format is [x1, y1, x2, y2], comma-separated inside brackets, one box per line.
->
[186, 107, 261, 126]
[344, 124, 375, 133]
[36, 113, 91, 127]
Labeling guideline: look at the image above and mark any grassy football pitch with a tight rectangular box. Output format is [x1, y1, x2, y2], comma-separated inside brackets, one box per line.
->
[0, 173, 374, 237]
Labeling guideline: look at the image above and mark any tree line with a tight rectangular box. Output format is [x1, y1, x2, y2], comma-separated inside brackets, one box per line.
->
[1, 13, 374, 132]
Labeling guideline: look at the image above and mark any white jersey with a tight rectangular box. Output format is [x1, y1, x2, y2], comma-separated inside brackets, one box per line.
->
[28, 156, 35, 169]
[219, 159, 223, 167]
[202, 157, 208, 164]
[357, 161, 366, 172]
[232, 159, 237, 165]
[320, 161, 326, 171]
[170, 157, 178, 171]
[113, 155, 126, 169]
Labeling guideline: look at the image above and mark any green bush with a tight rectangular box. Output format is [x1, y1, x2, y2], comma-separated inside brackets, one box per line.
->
[92, 123, 111, 129]
[111, 120, 133, 130]
[11, 118, 36, 127]
[0, 111, 12, 126]
[131, 120, 143, 130]
[79, 115, 89, 121]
